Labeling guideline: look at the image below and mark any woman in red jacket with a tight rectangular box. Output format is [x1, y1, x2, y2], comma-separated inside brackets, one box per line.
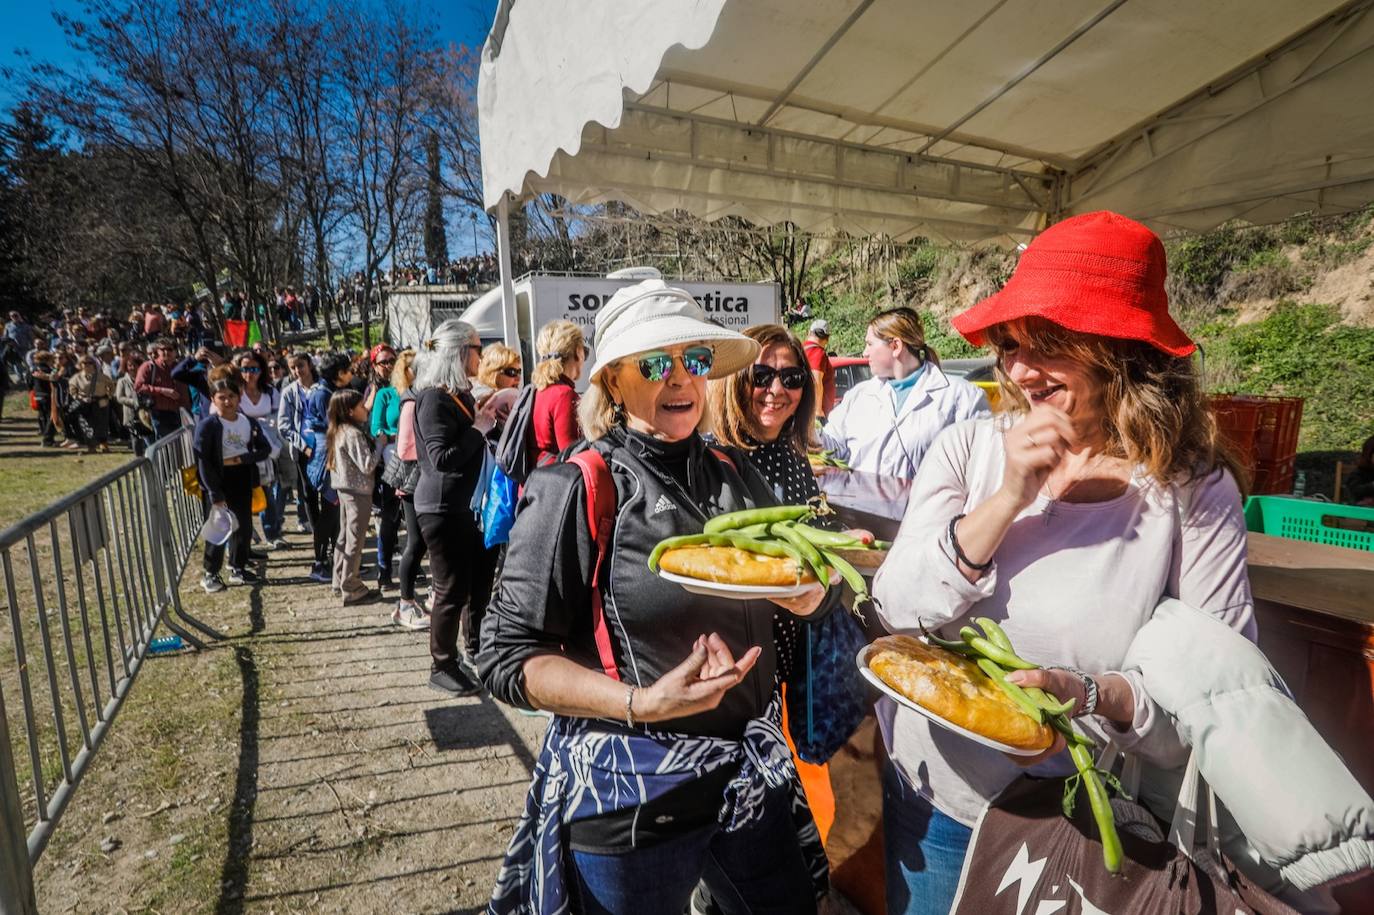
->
[530, 319, 587, 465]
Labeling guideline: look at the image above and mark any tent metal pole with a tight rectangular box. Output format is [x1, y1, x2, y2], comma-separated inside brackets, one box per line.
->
[495, 195, 518, 348]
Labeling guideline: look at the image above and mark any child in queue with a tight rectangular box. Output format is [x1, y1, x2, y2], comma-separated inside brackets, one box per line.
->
[195, 365, 272, 594]
[326, 389, 380, 606]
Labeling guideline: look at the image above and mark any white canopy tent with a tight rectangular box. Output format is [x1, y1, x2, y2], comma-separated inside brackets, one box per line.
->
[477, 0, 1374, 338]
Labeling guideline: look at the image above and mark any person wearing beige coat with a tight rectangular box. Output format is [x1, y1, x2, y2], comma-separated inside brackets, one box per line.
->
[327, 391, 380, 605]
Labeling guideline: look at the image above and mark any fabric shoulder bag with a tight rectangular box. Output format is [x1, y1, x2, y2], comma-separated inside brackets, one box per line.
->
[950, 747, 1299, 915]
[785, 605, 870, 765]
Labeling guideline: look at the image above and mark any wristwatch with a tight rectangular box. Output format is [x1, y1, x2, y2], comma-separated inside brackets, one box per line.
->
[1058, 667, 1099, 718]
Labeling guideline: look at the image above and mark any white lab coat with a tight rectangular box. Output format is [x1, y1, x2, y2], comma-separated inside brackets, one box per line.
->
[819, 363, 989, 480]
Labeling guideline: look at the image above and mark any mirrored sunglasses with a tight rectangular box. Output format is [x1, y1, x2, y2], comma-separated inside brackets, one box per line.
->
[239, 365, 261, 374]
[498, 367, 521, 378]
[749, 364, 808, 390]
[636, 346, 714, 382]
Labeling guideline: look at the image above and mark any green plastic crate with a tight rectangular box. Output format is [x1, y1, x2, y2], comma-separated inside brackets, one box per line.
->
[1243, 496, 1374, 552]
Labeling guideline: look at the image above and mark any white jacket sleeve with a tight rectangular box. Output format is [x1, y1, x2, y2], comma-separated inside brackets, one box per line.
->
[1099, 468, 1257, 761]
[873, 420, 996, 632]
[818, 387, 856, 461]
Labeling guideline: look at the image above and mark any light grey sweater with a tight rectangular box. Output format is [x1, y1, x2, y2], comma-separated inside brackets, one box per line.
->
[329, 424, 378, 495]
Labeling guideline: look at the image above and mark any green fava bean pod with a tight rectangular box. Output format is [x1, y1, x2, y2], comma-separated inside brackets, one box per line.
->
[647, 534, 715, 573]
[702, 506, 813, 535]
[769, 522, 830, 583]
[975, 658, 1045, 725]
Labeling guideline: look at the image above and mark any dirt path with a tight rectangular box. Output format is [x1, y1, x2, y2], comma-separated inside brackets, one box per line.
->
[29, 517, 546, 914]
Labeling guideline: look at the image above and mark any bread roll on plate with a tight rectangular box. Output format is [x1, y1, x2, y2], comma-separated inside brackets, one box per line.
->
[866, 635, 1053, 752]
[657, 546, 815, 587]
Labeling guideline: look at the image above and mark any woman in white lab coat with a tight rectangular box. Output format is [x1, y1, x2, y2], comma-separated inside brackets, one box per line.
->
[819, 308, 988, 480]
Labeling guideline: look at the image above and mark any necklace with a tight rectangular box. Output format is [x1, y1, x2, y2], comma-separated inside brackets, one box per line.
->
[1041, 452, 1110, 525]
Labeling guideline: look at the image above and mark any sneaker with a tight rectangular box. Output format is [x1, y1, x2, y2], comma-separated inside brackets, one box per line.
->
[342, 588, 380, 606]
[227, 567, 259, 586]
[428, 664, 480, 697]
[248, 549, 269, 560]
[201, 572, 226, 594]
[307, 564, 331, 584]
[378, 574, 394, 590]
[391, 601, 430, 630]
[269, 538, 289, 550]
[294, 520, 311, 534]
[690, 885, 723, 915]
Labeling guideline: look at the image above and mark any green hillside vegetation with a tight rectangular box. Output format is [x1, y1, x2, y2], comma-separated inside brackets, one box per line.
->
[796, 208, 1374, 455]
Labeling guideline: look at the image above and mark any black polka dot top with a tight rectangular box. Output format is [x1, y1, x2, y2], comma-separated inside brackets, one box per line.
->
[744, 437, 821, 684]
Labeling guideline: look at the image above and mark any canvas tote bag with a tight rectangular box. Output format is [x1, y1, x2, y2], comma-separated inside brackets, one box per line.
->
[950, 748, 1298, 914]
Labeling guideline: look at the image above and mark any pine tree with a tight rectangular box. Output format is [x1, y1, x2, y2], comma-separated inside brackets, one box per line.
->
[423, 131, 448, 272]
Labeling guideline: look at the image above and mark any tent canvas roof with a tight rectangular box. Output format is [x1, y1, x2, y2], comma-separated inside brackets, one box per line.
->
[479, 0, 1374, 245]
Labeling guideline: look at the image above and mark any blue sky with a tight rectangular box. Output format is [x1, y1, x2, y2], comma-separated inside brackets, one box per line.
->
[0, 1, 495, 94]
[1, 0, 498, 256]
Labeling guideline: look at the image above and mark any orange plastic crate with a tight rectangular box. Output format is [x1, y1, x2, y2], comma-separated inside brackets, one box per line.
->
[1209, 395, 1304, 494]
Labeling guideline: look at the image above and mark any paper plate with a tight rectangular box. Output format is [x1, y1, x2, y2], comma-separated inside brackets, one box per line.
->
[856, 642, 1045, 757]
[658, 570, 815, 601]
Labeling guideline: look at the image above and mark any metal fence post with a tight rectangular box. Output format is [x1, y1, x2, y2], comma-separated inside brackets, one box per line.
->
[0, 684, 39, 915]
[0, 430, 226, 909]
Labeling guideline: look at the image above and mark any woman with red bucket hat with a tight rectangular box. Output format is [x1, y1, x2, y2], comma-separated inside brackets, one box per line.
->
[871, 211, 1256, 913]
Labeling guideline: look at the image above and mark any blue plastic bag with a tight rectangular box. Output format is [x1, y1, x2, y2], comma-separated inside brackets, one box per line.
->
[482, 466, 519, 548]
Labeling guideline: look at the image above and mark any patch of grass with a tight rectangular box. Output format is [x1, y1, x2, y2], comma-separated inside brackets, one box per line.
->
[0, 393, 132, 527]
[1194, 301, 1374, 452]
[1166, 223, 1282, 301]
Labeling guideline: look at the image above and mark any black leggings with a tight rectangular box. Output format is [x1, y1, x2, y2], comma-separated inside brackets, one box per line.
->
[204, 464, 254, 574]
[398, 497, 428, 600]
[376, 479, 402, 578]
[296, 449, 338, 565]
[418, 511, 497, 666]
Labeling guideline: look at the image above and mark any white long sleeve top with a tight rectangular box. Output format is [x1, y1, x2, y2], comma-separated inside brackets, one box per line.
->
[871, 416, 1255, 826]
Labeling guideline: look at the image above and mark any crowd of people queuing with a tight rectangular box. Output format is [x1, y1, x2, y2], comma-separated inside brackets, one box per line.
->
[386, 251, 549, 289]
[8, 212, 1364, 914]
[4, 303, 212, 452]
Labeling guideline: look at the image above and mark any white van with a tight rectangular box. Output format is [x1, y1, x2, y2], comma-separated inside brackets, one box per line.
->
[387, 269, 780, 390]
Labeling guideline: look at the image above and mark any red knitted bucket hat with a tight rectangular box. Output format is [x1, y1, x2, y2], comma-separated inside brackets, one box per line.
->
[951, 211, 1196, 357]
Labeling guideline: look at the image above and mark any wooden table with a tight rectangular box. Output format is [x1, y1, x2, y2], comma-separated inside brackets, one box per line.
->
[817, 470, 1374, 912]
[1247, 532, 1374, 911]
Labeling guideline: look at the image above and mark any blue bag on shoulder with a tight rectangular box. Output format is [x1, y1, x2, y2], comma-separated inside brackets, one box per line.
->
[786, 606, 870, 765]
[482, 466, 519, 549]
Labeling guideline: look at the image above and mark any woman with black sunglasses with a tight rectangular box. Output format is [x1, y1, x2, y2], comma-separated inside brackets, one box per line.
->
[706, 324, 817, 507]
[479, 282, 837, 915]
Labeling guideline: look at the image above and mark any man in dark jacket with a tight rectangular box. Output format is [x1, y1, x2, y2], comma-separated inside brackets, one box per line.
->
[301, 353, 353, 581]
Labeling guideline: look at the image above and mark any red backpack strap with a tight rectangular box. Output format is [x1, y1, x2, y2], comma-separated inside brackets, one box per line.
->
[568, 449, 620, 681]
[707, 446, 737, 472]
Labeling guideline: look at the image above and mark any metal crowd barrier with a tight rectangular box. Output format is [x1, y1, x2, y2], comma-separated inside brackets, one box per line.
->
[0, 428, 221, 914]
